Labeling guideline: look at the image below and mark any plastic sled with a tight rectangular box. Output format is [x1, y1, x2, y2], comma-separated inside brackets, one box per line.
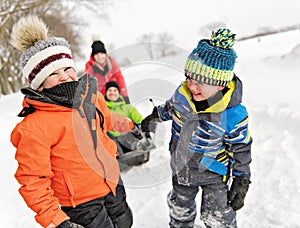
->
[118, 150, 150, 172]
[116, 132, 156, 172]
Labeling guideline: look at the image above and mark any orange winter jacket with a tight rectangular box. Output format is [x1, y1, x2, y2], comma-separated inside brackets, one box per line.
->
[11, 75, 133, 227]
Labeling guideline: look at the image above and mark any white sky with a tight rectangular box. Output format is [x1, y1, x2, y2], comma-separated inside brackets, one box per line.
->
[82, 0, 300, 50]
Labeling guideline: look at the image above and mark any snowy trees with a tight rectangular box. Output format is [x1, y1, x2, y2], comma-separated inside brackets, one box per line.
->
[0, 0, 110, 95]
[136, 32, 178, 60]
[0, 0, 48, 95]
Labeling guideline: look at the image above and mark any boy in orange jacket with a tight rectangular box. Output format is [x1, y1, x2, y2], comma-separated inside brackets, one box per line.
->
[10, 15, 134, 228]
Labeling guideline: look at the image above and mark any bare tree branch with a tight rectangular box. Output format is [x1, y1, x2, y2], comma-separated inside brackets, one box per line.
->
[0, 0, 113, 95]
[238, 24, 300, 41]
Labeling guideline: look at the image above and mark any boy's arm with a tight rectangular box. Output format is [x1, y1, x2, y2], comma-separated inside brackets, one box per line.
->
[228, 139, 252, 177]
[97, 92, 133, 133]
[156, 98, 175, 121]
[225, 105, 252, 211]
[225, 105, 252, 177]
[128, 105, 143, 124]
[11, 128, 69, 227]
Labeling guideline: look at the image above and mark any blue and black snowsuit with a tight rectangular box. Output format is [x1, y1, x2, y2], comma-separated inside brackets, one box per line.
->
[156, 75, 252, 228]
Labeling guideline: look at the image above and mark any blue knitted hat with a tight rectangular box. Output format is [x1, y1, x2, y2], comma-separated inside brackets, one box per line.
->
[185, 28, 237, 86]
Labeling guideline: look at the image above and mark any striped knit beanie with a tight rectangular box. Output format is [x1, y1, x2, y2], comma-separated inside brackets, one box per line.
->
[185, 28, 237, 87]
[10, 15, 75, 90]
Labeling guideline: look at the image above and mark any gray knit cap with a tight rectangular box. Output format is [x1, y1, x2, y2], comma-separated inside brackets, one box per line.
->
[11, 15, 75, 90]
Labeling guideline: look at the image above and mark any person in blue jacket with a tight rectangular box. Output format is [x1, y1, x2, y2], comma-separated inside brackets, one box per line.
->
[141, 28, 252, 228]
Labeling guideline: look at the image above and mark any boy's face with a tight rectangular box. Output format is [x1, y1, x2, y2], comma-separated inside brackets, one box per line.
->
[106, 87, 119, 101]
[187, 77, 224, 101]
[38, 67, 77, 91]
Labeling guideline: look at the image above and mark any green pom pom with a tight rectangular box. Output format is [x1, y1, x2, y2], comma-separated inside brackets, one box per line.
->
[210, 28, 236, 49]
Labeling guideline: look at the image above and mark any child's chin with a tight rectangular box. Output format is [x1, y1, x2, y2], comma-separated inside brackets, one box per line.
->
[193, 94, 204, 101]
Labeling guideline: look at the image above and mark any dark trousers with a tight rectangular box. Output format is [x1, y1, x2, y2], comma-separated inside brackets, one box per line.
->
[61, 184, 133, 228]
[168, 177, 237, 228]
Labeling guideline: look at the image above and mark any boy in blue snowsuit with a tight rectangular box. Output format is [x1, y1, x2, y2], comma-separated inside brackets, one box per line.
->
[141, 29, 252, 227]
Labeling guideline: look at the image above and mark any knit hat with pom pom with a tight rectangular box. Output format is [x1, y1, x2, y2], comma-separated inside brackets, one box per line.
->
[10, 15, 75, 90]
[185, 28, 237, 86]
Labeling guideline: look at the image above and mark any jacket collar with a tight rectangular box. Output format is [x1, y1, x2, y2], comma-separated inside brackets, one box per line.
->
[179, 74, 243, 114]
[18, 74, 98, 116]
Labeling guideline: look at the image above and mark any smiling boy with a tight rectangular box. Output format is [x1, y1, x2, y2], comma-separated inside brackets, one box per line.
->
[141, 29, 252, 228]
[10, 15, 134, 228]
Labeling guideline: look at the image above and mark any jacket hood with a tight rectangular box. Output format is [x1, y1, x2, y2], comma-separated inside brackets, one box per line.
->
[228, 74, 243, 108]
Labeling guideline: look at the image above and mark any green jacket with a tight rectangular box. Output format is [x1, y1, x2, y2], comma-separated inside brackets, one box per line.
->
[106, 97, 143, 136]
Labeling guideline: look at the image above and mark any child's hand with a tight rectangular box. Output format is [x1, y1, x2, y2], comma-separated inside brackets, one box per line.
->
[141, 107, 158, 133]
[228, 177, 251, 211]
[131, 124, 143, 140]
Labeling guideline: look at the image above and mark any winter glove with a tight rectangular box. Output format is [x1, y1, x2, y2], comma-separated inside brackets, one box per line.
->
[228, 176, 251, 211]
[57, 220, 84, 228]
[141, 107, 159, 133]
[131, 124, 143, 140]
[123, 96, 130, 104]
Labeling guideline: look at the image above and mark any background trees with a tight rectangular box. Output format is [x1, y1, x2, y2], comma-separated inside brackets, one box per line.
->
[1, 1, 299, 96]
[0, 0, 109, 95]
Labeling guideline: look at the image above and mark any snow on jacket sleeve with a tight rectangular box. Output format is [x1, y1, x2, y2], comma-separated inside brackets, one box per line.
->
[96, 92, 134, 133]
[225, 104, 252, 177]
[11, 127, 69, 227]
[156, 97, 176, 121]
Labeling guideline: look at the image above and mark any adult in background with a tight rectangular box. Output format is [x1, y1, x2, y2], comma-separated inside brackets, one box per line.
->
[85, 40, 130, 104]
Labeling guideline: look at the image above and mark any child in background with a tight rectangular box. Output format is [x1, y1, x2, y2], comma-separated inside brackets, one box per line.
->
[10, 15, 134, 228]
[105, 81, 143, 138]
[105, 81, 143, 153]
[141, 29, 252, 228]
[105, 81, 152, 171]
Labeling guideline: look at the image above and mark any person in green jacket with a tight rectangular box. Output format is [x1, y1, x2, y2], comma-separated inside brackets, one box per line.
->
[105, 81, 143, 153]
[105, 81, 143, 137]
[105, 81, 151, 171]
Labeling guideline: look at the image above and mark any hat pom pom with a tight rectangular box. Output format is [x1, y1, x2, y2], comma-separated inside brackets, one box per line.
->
[10, 15, 48, 51]
[210, 28, 236, 50]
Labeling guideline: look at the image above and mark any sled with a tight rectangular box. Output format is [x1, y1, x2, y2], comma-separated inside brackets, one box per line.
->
[118, 150, 150, 172]
[116, 131, 156, 172]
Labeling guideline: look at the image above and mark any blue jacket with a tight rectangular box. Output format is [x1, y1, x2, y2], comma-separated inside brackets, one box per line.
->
[156, 76, 252, 185]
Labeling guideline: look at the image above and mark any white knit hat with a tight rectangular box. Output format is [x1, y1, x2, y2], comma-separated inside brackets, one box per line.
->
[10, 15, 75, 90]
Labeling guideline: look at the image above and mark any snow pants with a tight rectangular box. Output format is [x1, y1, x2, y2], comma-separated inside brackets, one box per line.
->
[167, 176, 237, 228]
[61, 183, 133, 228]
